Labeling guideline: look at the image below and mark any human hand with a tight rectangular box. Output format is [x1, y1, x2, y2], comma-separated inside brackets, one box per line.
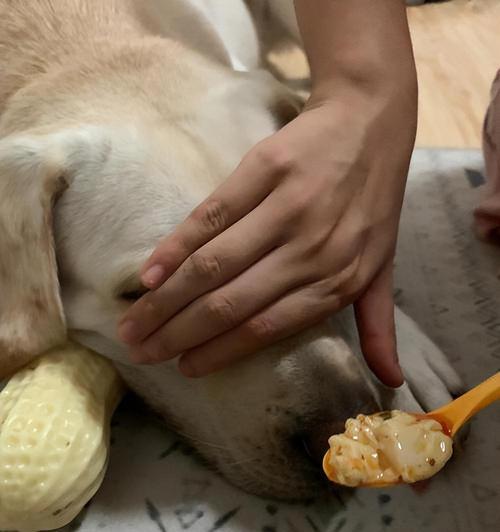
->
[117, 78, 417, 387]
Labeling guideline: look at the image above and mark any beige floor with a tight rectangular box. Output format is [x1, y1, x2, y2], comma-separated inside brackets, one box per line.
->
[274, 0, 500, 149]
[409, 0, 499, 148]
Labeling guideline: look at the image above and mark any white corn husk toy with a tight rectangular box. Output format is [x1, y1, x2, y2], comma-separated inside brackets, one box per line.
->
[0, 342, 124, 532]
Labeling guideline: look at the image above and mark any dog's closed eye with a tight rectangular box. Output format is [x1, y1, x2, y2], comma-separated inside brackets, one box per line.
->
[120, 288, 148, 302]
[116, 279, 149, 302]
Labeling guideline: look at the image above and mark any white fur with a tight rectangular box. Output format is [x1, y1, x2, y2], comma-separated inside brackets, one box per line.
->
[189, 0, 261, 71]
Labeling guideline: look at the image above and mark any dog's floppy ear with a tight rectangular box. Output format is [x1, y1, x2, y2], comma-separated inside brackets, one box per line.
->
[0, 132, 73, 378]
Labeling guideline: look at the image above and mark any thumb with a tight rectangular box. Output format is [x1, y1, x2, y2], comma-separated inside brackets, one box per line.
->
[354, 263, 404, 388]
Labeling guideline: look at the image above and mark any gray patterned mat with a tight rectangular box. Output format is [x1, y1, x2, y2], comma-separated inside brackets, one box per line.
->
[59, 149, 499, 532]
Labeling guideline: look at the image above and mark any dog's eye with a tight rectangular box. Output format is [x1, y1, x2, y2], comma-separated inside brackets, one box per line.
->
[119, 288, 148, 302]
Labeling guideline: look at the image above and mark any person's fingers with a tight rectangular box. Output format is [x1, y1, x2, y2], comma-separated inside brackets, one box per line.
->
[129, 244, 308, 362]
[139, 145, 279, 289]
[124, 214, 363, 358]
[118, 189, 291, 345]
[176, 285, 339, 378]
[354, 263, 404, 388]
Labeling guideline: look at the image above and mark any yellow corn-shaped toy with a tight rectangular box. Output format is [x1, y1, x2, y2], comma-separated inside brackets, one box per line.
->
[0, 342, 124, 532]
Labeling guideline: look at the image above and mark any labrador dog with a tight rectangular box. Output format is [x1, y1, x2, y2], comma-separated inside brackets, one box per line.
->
[0, 0, 463, 500]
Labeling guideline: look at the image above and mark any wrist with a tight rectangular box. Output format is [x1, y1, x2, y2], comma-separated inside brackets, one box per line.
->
[310, 52, 418, 106]
[295, 0, 417, 107]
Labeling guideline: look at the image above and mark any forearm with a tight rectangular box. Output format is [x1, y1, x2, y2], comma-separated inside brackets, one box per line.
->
[294, 0, 417, 100]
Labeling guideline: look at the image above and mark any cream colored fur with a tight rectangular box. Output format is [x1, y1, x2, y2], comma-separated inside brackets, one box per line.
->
[0, 0, 463, 499]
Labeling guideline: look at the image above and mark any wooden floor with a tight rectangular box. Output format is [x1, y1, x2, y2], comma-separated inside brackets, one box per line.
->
[274, 0, 500, 149]
[408, 0, 499, 148]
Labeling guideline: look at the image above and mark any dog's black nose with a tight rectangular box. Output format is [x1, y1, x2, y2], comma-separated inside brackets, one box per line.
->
[302, 420, 346, 465]
[302, 399, 380, 465]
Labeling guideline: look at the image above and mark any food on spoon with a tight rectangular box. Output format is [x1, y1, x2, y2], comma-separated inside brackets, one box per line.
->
[0, 343, 124, 532]
[323, 410, 453, 487]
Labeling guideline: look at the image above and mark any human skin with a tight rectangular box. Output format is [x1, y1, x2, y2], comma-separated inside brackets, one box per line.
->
[118, 0, 418, 388]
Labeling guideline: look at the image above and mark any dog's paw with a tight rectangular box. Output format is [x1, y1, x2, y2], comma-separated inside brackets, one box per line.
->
[392, 308, 464, 412]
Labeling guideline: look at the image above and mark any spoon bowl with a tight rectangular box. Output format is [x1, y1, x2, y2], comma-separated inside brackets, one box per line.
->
[323, 372, 500, 488]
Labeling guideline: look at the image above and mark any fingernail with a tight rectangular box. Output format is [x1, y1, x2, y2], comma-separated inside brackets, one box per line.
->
[142, 265, 166, 287]
[118, 320, 140, 344]
[391, 363, 405, 388]
[374, 362, 404, 389]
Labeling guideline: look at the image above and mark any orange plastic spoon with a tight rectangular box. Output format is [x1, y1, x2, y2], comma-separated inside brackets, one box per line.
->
[323, 372, 500, 487]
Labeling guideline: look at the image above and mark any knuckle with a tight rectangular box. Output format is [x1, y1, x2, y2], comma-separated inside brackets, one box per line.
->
[350, 212, 371, 242]
[284, 184, 324, 225]
[289, 194, 310, 218]
[188, 252, 223, 280]
[337, 209, 372, 249]
[206, 294, 239, 327]
[253, 142, 295, 175]
[246, 315, 278, 342]
[168, 233, 191, 258]
[192, 199, 228, 234]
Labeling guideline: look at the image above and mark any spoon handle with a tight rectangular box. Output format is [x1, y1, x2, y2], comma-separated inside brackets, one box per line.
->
[431, 372, 500, 436]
